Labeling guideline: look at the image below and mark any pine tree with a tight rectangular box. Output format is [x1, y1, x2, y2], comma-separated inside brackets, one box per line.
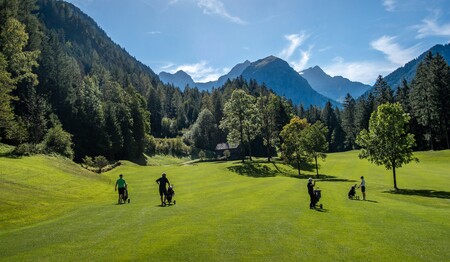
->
[430, 53, 450, 149]
[373, 75, 393, 109]
[341, 93, 356, 150]
[410, 52, 439, 150]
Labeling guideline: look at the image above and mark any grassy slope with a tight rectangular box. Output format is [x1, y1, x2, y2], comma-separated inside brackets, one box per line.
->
[0, 151, 449, 261]
[0, 155, 112, 230]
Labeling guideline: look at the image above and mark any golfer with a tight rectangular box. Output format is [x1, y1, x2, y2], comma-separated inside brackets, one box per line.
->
[307, 177, 316, 209]
[115, 174, 127, 204]
[156, 173, 170, 206]
[358, 176, 366, 200]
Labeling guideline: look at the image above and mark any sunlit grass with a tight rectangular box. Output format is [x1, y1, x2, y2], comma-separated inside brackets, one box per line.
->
[0, 151, 449, 261]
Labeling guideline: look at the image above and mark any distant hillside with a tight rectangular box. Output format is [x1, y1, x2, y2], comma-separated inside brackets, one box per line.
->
[241, 56, 340, 108]
[159, 60, 251, 90]
[37, 0, 160, 89]
[301, 66, 371, 101]
[383, 43, 450, 89]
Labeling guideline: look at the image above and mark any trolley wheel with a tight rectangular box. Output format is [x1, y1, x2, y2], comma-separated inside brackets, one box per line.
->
[128, 199, 130, 203]
[320, 204, 323, 209]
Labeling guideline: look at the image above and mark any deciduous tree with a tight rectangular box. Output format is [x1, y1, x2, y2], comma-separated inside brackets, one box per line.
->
[356, 103, 417, 190]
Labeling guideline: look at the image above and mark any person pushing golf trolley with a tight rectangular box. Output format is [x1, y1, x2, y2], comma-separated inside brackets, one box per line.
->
[156, 173, 173, 206]
[307, 177, 323, 209]
[115, 174, 130, 204]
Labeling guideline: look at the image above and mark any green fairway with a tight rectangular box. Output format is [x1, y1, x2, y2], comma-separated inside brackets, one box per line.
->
[0, 151, 449, 261]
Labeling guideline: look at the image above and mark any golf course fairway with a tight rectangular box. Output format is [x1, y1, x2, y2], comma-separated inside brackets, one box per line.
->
[0, 150, 449, 261]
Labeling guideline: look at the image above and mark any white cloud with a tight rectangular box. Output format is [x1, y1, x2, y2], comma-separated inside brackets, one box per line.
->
[196, 0, 246, 25]
[290, 47, 312, 72]
[165, 61, 229, 83]
[146, 31, 161, 35]
[382, 0, 396, 12]
[414, 11, 450, 38]
[323, 57, 397, 85]
[371, 35, 419, 65]
[279, 33, 308, 60]
[278, 33, 311, 71]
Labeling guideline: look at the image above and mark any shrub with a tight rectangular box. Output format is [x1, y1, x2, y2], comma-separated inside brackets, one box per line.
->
[199, 150, 206, 160]
[82, 156, 95, 167]
[13, 143, 39, 156]
[40, 125, 74, 159]
[93, 155, 109, 168]
[223, 150, 231, 160]
[153, 137, 190, 157]
[144, 134, 156, 156]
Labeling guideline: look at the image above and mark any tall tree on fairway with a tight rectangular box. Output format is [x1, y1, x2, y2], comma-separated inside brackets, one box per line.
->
[220, 89, 260, 162]
[257, 93, 278, 161]
[356, 103, 417, 190]
[280, 117, 308, 176]
[303, 121, 328, 177]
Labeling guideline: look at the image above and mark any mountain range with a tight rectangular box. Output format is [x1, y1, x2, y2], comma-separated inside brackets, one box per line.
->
[300, 66, 371, 102]
[160, 44, 450, 106]
[382, 43, 450, 89]
[159, 58, 374, 106]
[240, 56, 339, 107]
[160, 57, 341, 107]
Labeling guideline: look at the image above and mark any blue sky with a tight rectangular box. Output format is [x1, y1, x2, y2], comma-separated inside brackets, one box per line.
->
[66, 0, 450, 85]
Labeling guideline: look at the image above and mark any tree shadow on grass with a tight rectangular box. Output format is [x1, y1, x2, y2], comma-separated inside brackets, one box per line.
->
[383, 189, 450, 199]
[227, 162, 279, 178]
[286, 172, 357, 182]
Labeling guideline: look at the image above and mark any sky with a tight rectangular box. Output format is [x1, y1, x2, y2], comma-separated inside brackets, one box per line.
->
[65, 0, 450, 85]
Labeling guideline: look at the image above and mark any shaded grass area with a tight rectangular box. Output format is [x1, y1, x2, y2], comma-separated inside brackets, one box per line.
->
[0, 150, 449, 261]
[384, 189, 450, 199]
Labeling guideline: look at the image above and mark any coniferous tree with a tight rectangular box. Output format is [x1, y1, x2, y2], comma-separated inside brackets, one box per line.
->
[373, 75, 394, 109]
[430, 53, 450, 149]
[320, 101, 338, 151]
[341, 93, 356, 150]
[410, 52, 439, 150]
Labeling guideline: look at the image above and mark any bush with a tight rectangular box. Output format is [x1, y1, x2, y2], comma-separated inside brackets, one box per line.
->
[82, 156, 95, 167]
[153, 137, 190, 157]
[40, 125, 74, 159]
[93, 155, 109, 168]
[223, 150, 231, 160]
[144, 134, 156, 156]
[13, 143, 39, 156]
[198, 150, 206, 160]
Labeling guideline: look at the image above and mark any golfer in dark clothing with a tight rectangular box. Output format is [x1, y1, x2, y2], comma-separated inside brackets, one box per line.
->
[156, 173, 170, 206]
[307, 177, 316, 209]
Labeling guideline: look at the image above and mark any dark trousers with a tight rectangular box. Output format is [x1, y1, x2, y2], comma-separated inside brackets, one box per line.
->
[309, 193, 315, 208]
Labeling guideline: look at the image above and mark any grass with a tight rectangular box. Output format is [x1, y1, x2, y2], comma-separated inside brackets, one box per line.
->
[0, 150, 449, 261]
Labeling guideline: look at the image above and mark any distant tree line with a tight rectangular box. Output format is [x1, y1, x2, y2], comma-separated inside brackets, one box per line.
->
[0, 0, 448, 164]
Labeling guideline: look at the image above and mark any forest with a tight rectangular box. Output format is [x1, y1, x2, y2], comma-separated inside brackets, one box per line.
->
[0, 0, 449, 165]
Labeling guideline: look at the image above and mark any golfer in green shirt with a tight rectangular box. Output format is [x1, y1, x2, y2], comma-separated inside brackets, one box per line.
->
[115, 174, 127, 204]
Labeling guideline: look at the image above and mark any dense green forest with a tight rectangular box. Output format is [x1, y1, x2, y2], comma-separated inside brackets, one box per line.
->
[0, 0, 449, 164]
